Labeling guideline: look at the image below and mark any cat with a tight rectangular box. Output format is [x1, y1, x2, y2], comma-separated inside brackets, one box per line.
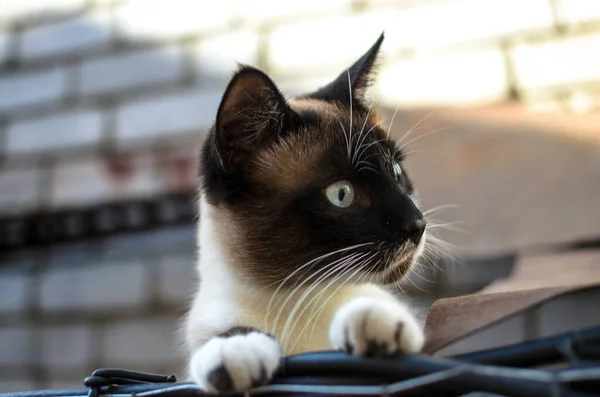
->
[184, 33, 427, 393]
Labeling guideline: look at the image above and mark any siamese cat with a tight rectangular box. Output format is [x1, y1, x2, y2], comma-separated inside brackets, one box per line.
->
[185, 33, 427, 392]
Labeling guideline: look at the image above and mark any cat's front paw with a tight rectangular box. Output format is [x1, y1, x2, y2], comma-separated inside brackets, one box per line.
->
[189, 332, 281, 393]
[329, 297, 424, 356]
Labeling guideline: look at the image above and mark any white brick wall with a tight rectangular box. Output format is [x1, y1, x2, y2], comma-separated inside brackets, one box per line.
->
[19, 10, 113, 60]
[79, 46, 184, 96]
[115, 0, 235, 40]
[6, 109, 104, 155]
[39, 260, 148, 311]
[268, 11, 396, 75]
[377, 48, 508, 106]
[557, 0, 600, 25]
[0, 168, 41, 215]
[115, 90, 220, 145]
[50, 154, 162, 207]
[40, 324, 93, 368]
[0, 30, 9, 63]
[0, 326, 33, 366]
[0, 0, 597, 172]
[0, 271, 30, 313]
[194, 30, 260, 83]
[385, 0, 553, 51]
[157, 255, 196, 304]
[238, 0, 352, 23]
[0, 0, 87, 23]
[511, 33, 600, 90]
[101, 316, 182, 367]
[49, 158, 115, 207]
[0, 68, 68, 112]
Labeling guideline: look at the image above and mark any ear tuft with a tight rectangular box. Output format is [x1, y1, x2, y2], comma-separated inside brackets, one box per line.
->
[215, 66, 293, 172]
[349, 32, 384, 99]
[305, 32, 385, 105]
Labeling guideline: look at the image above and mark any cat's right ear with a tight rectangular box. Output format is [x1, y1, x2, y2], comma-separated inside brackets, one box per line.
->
[214, 66, 296, 172]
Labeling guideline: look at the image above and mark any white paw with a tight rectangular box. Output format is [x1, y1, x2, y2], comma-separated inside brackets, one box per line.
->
[329, 297, 424, 356]
[189, 332, 281, 392]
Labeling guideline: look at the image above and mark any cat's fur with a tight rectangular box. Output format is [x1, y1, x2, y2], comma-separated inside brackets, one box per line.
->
[185, 33, 427, 392]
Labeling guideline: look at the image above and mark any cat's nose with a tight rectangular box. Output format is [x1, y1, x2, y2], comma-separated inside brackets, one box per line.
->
[403, 218, 426, 245]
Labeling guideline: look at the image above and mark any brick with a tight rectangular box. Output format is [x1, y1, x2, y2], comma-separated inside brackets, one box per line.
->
[278, 75, 337, 97]
[194, 30, 260, 85]
[0, 68, 68, 112]
[116, 90, 220, 145]
[157, 255, 196, 304]
[80, 46, 183, 96]
[20, 10, 112, 60]
[0, 31, 9, 63]
[377, 48, 508, 106]
[40, 259, 148, 312]
[238, 0, 351, 23]
[0, 380, 35, 393]
[0, 326, 33, 365]
[6, 110, 103, 155]
[268, 11, 396, 75]
[115, 0, 234, 40]
[1, 0, 86, 22]
[154, 147, 198, 193]
[535, 288, 600, 338]
[102, 225, 195, 259]
[511, 33, 600, 90]
[101, 316, 182, 367]
[49, 158, 113, 208]
[40, 324, 93, 368]
[50, 154, 162, 208]
[384, 0, 553, 51]
[557, 0, 600, 24]
[0, 167, 41, 216]
[0, 270, 30, 313]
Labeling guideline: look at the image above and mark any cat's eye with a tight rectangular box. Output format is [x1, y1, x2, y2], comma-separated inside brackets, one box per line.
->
[393, 163, 402, 179]
[325, 180, 355, 208]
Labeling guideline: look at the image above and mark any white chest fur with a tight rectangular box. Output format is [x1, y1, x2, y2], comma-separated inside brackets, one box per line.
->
[185, 196, 400, 355]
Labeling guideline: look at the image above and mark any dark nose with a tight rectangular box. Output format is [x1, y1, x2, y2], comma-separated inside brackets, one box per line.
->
[403, 218, 426, 245]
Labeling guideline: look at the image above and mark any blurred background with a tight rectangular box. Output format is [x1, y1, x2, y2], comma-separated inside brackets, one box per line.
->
[1, 0, 600, 392]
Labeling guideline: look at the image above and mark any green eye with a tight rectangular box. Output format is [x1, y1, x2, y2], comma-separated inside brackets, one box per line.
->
[393, 163, 402, 178]
[325, 180, 355, 208]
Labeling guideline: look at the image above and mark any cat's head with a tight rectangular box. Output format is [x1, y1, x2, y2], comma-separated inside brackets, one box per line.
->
[200, 33, 426, 287]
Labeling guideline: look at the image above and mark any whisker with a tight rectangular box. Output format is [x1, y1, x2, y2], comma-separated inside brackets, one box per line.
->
[286, 254, 372, 350]
[347, 70, 354, 159]
[401, 149, 424, 157]
[396, 107, 439, 147]
[422, 204, 459, 217]
[271, 252, 360, 337]
[265, 242, 373, 331]
[300, 257, 376, 350]
[397, 126, 460, 153]
[279, 252, 369, 346]
[386, 106, 400, 140]
[357, 165, 381, 175]
[338, 119, 351, 162]
[352, 103, 379, 165]
[354, 128, 386, 166]
[426, 221, 467, 233]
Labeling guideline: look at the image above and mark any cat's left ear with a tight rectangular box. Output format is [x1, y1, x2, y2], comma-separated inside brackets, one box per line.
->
[214, 66, 297, 172]
[307, 32, 384, 105]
